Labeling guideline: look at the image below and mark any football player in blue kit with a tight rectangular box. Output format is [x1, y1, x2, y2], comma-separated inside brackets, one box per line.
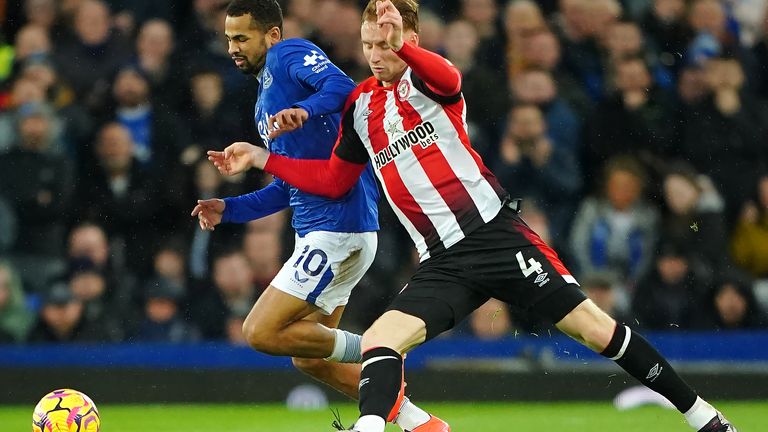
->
[190, 1, 446, 431]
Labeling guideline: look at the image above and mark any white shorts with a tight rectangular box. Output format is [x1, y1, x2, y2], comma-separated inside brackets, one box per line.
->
[271, 231, 377, 315]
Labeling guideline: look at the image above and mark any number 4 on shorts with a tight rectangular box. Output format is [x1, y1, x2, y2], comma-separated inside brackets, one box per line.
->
[516, 251, 543, 277]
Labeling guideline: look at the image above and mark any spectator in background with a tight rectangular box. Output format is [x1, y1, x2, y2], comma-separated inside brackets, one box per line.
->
[134, 276, 200, 343]
[602, 20, 674, 90]
[678, 55, 768, 223]
[554, 0, 616, 101]
[459, 0, 505, 70]
[242, 212, 287, 290]
[0, 102, 74, 257]
[580, 272, 631, 325]
[687, 0, 759, 86]
[585, 56, 676, 184]
[225, 306, 250, 345]
[676, 63, 709, 107]
[27, 282, 106, 343]
[632, 241, 708, 330]
[0, 76, 51, 152]
[18, 57, 94, 160]
[107, 0, 176, 36]
[53, 0, 131, 112]
[109, 66, 189, 173]
[660, 165, 729, 276]
[190, 250, 259, 339]
[640, 0, 691, 76]
[511, 68, 581, 155]
[695, 271, 767, 330]
[521, 28, 592, 118]
[12, 24, 52, 71]
[570, 156, 658, 284]
[443, 19, 508, 157]
[731, 175, 768, 278]
[0, 261, 35, 343]
[417, 9, 446, 54]
[19, 0, 67, 41]
[185, 68, 243, 154]
[503, 0, 546, 78]
[66, 257, 125, 341]
[281, 16, 306, 40]
[493, 104, 581, 245]
[75, 123, 163, 275]
[134, 19, 185, 112]
[186, 159, 249, 281]
[66, 222, 137, 318]
[151, 242, 189, 293]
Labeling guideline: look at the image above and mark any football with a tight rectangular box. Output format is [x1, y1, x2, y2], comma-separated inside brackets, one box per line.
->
[32, 389, 101, 432]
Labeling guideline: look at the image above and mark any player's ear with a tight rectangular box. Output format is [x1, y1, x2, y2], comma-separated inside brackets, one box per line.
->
[408, 32, 419, 46]
[266, 26, 282, 46]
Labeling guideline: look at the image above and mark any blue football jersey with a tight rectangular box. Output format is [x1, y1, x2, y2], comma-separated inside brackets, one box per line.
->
[235, 38, 379, 235]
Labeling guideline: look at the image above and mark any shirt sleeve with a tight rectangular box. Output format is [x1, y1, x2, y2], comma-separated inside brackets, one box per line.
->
[281, 42, 356, 118]
[395, 41, 462, 102]
[221, 178, 290, 223]
[263, 103, 369, 199]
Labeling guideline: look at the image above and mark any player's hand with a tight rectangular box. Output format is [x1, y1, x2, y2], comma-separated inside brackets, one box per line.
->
[191, 198, 225, 231]
[376, 0, 404, 51]
[268, 108, 309, 139]
[207, 142, 269, 175]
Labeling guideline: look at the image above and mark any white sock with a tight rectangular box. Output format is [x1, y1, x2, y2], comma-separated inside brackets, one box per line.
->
[354, 415, 386, 432]
[393, 396, 431, 431]
[684, 397, 718, 430]
[325, 329, 363, 363]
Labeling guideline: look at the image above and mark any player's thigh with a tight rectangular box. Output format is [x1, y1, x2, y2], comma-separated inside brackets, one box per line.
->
[244, 285, 318, 333]
[386, 262, 489, 344]
[271, 231, 377, 316]
[459, 207, 587, 323]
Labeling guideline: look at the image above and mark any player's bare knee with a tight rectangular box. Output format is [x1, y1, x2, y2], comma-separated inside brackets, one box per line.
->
[242, 320, 279, 354]
[361, 311, 427, 353]
[559, 300, 616, 352]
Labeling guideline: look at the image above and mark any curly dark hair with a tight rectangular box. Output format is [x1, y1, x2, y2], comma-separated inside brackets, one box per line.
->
[226, 0, 283, 33]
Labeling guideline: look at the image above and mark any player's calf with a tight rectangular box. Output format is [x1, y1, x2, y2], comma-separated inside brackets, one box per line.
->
[557, 299, 738, 431]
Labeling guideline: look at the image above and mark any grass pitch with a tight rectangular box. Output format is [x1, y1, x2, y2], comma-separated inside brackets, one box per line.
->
[3, 401, 765, 431]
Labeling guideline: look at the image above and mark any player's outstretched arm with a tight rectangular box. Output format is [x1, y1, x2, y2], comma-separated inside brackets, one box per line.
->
[191, 198, 225, 231]
[207, 141, 262, 176]
[262, 151, 366, 200]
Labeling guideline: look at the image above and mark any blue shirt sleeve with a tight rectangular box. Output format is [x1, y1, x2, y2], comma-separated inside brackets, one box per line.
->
[221, 178, 290, 223]
[280, 42, 356, 118]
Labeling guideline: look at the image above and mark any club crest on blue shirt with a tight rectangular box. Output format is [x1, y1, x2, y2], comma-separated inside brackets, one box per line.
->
[263, 67, 273, 89]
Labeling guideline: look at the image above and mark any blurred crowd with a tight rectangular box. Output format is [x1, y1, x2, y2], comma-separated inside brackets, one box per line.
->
[1, 0, 768, 346]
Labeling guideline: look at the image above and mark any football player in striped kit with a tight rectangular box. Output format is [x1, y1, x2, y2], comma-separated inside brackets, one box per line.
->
[207, 1, 737, 431]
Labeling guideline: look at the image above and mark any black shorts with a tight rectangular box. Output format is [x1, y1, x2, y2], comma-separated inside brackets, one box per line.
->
[387, 206, 587, 341]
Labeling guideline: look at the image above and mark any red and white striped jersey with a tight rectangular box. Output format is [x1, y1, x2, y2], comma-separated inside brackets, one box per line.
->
[334, 68, 507, 260]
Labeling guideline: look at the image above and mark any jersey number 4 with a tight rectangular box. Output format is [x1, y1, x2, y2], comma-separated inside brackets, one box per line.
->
[516, 252, 543, 277]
